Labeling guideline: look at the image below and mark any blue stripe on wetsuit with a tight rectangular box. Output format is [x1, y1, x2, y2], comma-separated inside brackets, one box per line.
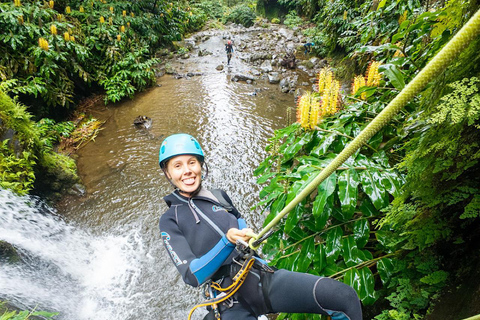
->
[238, 218, 247, 230]
[327, 310, 350, 320]
[189, 235, 234, 285]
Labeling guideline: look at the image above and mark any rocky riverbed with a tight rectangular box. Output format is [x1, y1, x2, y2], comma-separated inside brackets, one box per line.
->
[154, 20, 330, 99]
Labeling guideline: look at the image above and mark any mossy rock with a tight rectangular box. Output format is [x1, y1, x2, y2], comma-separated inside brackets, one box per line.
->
[0, 241, 20, 263]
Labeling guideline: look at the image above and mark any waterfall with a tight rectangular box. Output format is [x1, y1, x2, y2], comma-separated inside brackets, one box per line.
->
[0, 189, 146, 320]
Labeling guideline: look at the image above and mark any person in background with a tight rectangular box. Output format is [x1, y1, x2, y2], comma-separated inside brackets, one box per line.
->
[158, 133, 363, 320]
[225, 40, 234, 65]
[304, 41, 315, 55]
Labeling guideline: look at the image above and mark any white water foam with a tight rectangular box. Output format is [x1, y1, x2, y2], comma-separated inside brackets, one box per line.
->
[0, 189, 145, 320]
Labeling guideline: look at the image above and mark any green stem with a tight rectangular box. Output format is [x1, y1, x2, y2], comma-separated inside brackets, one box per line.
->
[315, 127, 378, 153]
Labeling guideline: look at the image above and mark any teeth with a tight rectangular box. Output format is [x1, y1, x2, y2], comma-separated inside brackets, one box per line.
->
[183, 178, 195, 185]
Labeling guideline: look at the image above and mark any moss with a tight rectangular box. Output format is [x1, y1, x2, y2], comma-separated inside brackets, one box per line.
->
[0, 90, 79, 197]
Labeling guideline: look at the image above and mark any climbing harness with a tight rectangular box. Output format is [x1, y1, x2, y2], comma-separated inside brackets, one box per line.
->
[248, 8, 480, 250]
[188, 242, 256, 320]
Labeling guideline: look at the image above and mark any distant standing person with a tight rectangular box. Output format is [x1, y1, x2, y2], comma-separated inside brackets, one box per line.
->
[304, 42, 314, 55]
[225, 40, 234, 65]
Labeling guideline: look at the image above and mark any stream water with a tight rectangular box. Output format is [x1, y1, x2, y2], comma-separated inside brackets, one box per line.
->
[1, 27, 296, 319]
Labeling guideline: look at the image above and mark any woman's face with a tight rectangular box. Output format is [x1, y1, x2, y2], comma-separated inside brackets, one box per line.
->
[165, 155, 202, 196]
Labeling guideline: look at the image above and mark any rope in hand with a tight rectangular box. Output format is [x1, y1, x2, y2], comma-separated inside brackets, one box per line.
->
[248, 8, 480, 250]
[187, 256, 256, 320]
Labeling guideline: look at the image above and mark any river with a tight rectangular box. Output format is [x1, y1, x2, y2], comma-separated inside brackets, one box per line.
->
[1, 26, 299, 319]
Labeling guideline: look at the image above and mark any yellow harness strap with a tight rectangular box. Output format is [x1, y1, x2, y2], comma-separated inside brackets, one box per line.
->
[187, 257, 256, 320]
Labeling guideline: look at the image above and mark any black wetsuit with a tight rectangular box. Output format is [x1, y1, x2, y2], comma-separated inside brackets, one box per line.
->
[159, 187, 362, 320]
[225, 43, 234, 65]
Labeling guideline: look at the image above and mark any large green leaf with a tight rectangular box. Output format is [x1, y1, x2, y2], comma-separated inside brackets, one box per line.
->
[358, 267, 378, 305]
[294, 237, 315, 272]
[342, 235, 363, 267]
[311, 134, 336, 157]
[353, 219, 370, 249]
[360, 169, 388, 210]
[380, 63, 405, 90]
[358, 196, 379, 217]
[312, 172, 337, 218]
[338, 168, 359, 220]
[325, 226, 343, 264]
[282, 130, 315, 162]
[377, 257, 396, 286]
[264, 192, 287, 225]
[284, 200, 305, 234]
[379, 169, 404, 197]
[314, 243, 327, 272]
[344, 267, 378, 305]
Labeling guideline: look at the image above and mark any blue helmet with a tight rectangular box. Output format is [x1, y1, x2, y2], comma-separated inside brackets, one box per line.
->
[159, 133, 204, 168]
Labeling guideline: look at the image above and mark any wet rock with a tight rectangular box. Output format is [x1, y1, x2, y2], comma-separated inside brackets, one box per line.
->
[133, 115, 152, 129]
[156, 48, 170, 57]
[216, 64, 224, 71]
[181, 53, 190, 59]
[184, 38, 196, 49]
[67, 183, 86, 197]
[107, 159, 127, 172]
[0, 241, 20, 263]
[250, 52, 271, 63]
[155, 67, 166, 77]
[164, 64, 176, 74]
[231, 74, 255, 82]
[260, 60, 273, 73]
[268, 72, 281, 84]
[198, 49, 212, 57]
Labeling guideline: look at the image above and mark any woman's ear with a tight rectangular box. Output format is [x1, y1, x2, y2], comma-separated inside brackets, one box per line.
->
[162, 168, 172, 180]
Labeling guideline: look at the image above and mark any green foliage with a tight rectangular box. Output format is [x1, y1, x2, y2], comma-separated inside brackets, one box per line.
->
[0, 0, 199, 114]
[0, 302, 58, 320]
[0, 89, 78, 195]
[223, 4, 256, 27]
[254, 1, 480, 319]
[271, 18, 280, 24]
[283, 10, 303, 28]
[255, 92, 405, 307]
[0, 140, 36, 195]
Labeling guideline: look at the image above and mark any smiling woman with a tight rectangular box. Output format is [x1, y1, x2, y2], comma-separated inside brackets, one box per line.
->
[157, 133, 362, 320]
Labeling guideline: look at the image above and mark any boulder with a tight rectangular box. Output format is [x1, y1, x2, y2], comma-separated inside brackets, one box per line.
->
[268, 72, 281, 84]
[231, 74, 255, 82]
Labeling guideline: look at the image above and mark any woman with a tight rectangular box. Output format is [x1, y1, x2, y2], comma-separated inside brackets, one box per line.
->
[159, 133, 363, 320]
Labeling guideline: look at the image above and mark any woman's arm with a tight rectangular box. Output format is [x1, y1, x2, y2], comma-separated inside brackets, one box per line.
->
[160, 215, 235, 287]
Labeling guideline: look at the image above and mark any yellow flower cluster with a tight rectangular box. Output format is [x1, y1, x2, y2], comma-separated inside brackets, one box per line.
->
[321, 80, 341, 116]
[79, 6, 84, 13]
[117, 34, 121, 41]
[49, 0, 54, 9]
[351, 61, 382, 99]
[14, 0, 21, 7]
[109, 16, 113, 25]
[366, 61, 381, 86]
[18, 15, 24, 25]
[352, 75, 366, 99]
[50, 24, 57, 35]
[38, 38, 49, 51]
[343, 10, 347, 20]
[398, 10, 408, 25]
[65, 6, 71, 14]
[316, 68, 341, 117]
[64, 32, 70, 41]
[122, 10, 126, 17]
[296, 91, 321, 130]
[109, 6, 113, 13]
[120, 25, 125, 32]
[316, 67, 333, 94]
[100, 16, 105, 23]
